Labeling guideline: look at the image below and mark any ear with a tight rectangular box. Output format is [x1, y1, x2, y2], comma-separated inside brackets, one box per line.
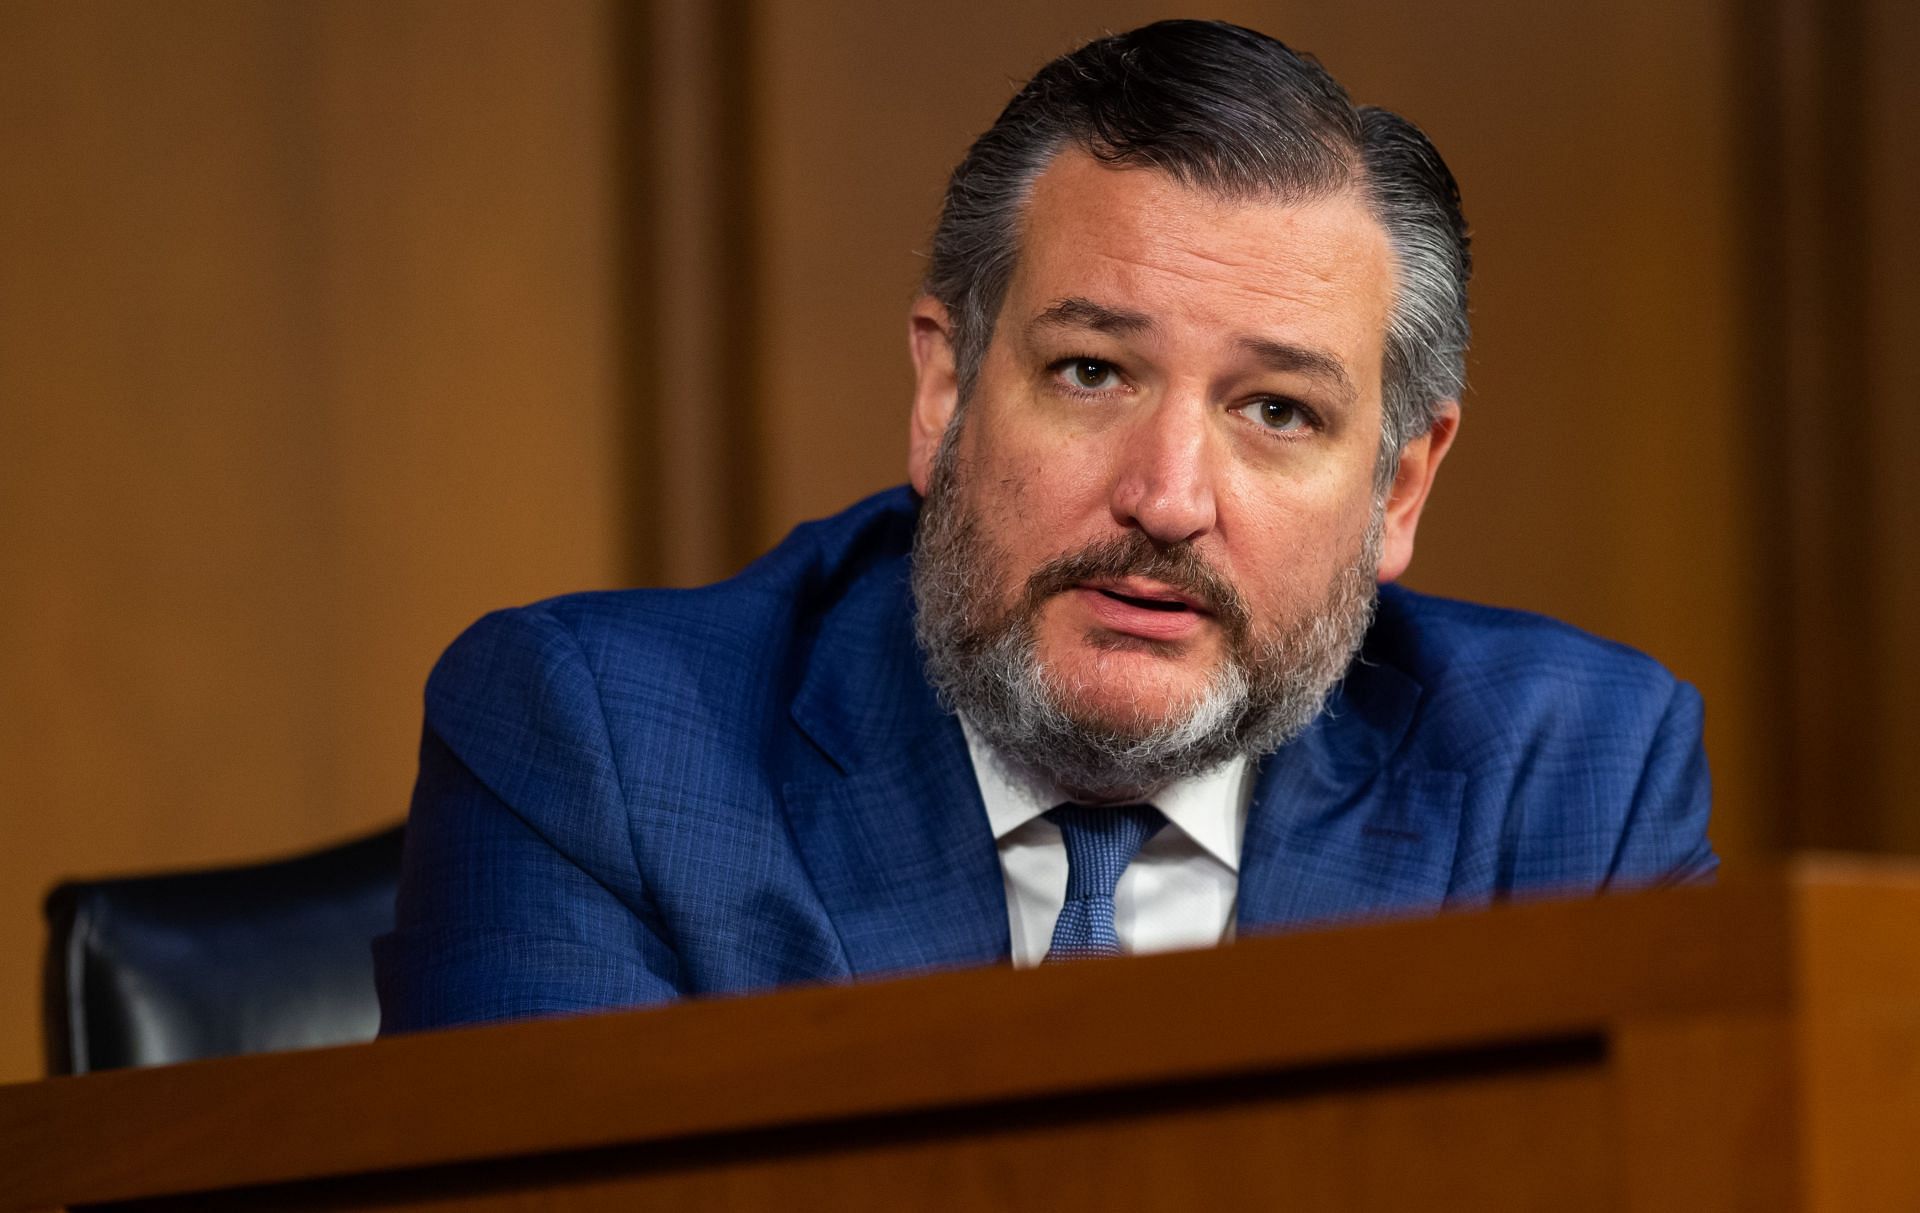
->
[1374, 401, 1460, 584]
[907, 295, 960, 495]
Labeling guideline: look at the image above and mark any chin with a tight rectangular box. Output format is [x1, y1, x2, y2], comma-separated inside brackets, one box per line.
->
[1037, 639, 1223, 732]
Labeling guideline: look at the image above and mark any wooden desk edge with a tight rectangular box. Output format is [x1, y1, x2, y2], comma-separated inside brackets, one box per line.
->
[4, 862, 1888, 1210]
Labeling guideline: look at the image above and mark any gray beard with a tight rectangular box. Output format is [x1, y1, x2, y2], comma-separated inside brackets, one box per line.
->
[911, 435, 1384, 802]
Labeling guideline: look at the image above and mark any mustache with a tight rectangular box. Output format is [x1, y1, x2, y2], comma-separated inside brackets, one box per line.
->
[1020, 532, 1252, 643]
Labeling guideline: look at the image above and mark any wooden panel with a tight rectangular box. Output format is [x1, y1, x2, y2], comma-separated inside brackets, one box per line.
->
[1793, 865, 1920, 1210]
[1750, 0, 1920, 853]
[0, 879, 1790, 1210]
[626, 0, 761, 585]
[102, 1056, 1613, 1211]
[1612, 1014, 1799, 1212]
[7, 864, 1919, 1211]
[1859, 0, 1920, 851]
[12, 864, 1920, 1211]
[0, 0, 626, 1084]
[1756, 0, 1879, 850]
[741, 0, 1766, 855]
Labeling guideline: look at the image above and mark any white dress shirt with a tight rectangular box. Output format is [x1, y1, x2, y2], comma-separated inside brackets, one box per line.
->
[959, 718, 1252, 968]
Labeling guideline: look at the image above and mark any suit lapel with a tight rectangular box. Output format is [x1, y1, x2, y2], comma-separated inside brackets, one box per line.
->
[1237, 656, 1466, 933]
[782, 555, 1010, 979]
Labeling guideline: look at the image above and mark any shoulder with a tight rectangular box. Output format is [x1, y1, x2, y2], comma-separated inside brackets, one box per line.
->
[452, 484, 915, 648]
[1366, 584, 1696, 770]
[425, 486, 921, 762]
[1371, 583, 1674, 681]
[1360, 585, 1713, 889]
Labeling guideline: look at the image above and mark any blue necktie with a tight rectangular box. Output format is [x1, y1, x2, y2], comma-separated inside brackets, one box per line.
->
[1043, 803, 1165, 962]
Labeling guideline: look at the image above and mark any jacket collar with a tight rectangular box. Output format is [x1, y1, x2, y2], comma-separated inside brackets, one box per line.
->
[1237, 628, 1466, 933]
[782, 553, 1011, 979]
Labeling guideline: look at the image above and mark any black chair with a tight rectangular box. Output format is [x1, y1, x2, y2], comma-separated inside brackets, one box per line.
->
[42, 826, 405, 1075]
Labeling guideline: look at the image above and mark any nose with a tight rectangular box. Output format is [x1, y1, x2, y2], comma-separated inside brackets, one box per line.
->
[1107, 391, 1218, 545]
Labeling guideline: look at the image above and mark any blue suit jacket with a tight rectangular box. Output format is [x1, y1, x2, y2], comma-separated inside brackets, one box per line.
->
[375, 487, 1715, 1032]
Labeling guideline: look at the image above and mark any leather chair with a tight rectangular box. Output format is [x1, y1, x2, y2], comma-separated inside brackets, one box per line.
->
[42, 826, 405, 1074]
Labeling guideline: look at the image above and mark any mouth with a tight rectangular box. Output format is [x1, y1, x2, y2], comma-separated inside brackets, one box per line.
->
[1084, 578, 1211, 615]
[1071, 578, 1213, 643]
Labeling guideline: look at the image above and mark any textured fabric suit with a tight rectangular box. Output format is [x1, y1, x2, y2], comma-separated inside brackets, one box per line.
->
[374, 487, 1716, 1033]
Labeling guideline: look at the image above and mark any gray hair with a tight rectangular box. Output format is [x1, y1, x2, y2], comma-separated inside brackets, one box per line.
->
[924, 20, 1471, 487]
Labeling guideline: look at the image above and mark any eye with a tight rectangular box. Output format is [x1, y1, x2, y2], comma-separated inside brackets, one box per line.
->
[1056, 358, 1120, 393]
[1235, 397, 1310, 433]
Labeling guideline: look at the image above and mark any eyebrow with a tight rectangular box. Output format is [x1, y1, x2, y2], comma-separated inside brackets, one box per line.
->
[1025, 296, 1154, 339]
[1233, 336, 1358, 405]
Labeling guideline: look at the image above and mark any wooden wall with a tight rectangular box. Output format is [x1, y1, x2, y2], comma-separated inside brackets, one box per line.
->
[0, 3, 630, 1083]
[0, 0, 1912, 1083]
[1758, 0, 1920, 851]
[1862, 0, 1920, 850]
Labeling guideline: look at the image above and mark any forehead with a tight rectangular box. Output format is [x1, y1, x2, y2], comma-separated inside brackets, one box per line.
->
[1004, 151, 1396, 365]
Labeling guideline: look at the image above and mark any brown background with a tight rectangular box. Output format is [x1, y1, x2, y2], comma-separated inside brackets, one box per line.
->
[0, 0, 1912, 1085]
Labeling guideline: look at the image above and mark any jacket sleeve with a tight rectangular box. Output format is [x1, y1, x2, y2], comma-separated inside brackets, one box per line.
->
[1602, 679, 1718, 888]
[374, 605, 683, 1033]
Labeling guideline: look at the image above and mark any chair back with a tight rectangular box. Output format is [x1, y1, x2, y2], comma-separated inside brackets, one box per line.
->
[42, 826, 405, 1074]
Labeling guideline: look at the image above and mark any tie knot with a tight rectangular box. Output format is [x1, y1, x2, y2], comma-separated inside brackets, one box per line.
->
[1046, 803, 1164, 902]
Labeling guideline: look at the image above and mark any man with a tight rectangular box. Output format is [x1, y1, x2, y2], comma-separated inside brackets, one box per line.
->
[376, 20, 1713, 1031]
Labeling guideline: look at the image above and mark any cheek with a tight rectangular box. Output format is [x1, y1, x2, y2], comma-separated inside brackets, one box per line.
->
[1224, 481, 1376, 608]
[964, 413, 1112, 544]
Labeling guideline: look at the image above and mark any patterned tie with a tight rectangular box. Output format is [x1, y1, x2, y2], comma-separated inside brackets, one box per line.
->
[1043, 803, 1165, 962]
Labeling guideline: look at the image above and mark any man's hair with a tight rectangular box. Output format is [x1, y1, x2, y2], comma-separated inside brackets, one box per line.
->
[924, 20, 1471, 480]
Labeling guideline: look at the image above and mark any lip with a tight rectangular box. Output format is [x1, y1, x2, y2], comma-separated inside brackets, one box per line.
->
[1082, 577, 1212, 614]
[1071, 580, 1211, 643]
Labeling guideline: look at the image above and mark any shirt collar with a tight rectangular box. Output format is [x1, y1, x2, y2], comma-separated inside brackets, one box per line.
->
[959, 716, 1250, 872]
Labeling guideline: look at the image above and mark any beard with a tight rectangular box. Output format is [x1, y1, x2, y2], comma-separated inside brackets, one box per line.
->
[911, 428, 1384, 802]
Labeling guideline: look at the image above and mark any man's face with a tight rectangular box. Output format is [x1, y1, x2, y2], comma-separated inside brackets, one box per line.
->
[908, 151, 1452, 791]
